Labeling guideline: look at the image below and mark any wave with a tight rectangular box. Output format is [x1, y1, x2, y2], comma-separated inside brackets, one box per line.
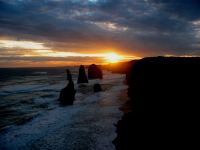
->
[0, 73, 127, 150]
[0, 84, 50, 95]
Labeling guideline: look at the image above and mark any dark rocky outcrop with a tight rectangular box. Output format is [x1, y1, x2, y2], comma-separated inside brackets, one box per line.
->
[114, 57, 200, 149]
[77, 65, 88, 84]
[58, 69, 76, 105]
[66, 69, 72, 81]
[102, 60, 137, 74]
[93, 83, 102, 92]
[88, 64, 103, 79]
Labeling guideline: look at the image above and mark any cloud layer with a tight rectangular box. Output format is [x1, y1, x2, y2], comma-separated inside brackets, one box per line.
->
[0, 0, 200, 67]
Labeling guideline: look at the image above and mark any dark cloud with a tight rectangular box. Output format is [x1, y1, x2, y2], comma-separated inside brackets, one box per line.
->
[149, 0, 200, 21]
[0, 0, 200, 62]
[0, 56, 103, 62]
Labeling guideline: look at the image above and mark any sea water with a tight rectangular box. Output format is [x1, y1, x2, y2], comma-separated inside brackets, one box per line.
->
[0, 67, 128, 150]
[0, 67, 78, 130]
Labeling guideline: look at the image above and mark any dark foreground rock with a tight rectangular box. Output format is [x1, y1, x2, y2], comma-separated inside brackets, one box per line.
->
[77, 65, 88, 84]
[88, 64, 103, 79]
[58, 69, 76, 105]
[93, 84, 102, 92]
[114, 57, 200, 149]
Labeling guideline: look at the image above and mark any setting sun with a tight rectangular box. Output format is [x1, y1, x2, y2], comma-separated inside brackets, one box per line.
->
[105, 53, 123, 63]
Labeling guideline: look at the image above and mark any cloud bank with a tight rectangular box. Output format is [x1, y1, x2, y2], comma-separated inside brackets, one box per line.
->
[0, 0, 200, 67]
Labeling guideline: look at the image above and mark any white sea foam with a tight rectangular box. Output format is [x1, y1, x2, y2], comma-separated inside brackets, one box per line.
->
[32, 72, 47, 75]
[0, 72, 128, 150]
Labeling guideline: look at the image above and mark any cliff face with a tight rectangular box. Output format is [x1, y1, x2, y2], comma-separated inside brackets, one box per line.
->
[114, 57, 200, 149]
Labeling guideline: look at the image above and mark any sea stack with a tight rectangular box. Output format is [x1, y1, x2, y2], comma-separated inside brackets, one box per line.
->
[58, 69, 76, 105]
[88, 64, 103, 79]
[66, 69, 72, 81]
[77, 65, 88, 84]
[93, 83, 102, 92]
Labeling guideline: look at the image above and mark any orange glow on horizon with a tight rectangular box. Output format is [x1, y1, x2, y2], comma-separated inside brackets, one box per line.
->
[105, 53, 123, 63]
[0, 39, 140, 67]
[27, 50, 138, 64]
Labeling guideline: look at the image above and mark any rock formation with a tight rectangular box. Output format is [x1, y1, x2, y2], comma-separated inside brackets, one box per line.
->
[77, 65, 88, 84]
[88, 64, 103, 79]
[93, 83, 102, 92]
[114, 57, 200, 149]
[66, 69, 72, 81]
[58, 69, 76, 105]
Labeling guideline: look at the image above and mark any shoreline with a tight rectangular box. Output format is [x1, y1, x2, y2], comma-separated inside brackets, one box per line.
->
[0, 72, 128, 150]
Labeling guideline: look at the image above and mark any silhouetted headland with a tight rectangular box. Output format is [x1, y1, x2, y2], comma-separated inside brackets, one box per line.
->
[58, 69, 76, 105]
[102, 60, 137, 75]
[114, 57, 200, 149]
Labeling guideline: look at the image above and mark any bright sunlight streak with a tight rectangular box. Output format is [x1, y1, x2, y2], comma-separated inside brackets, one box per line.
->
[105, 53, 123, 63]
[31, 50, 135, 64]
[0, 40, 50, 50]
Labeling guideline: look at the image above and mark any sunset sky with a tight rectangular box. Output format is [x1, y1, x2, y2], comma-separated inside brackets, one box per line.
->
[0, 0, 200, 67]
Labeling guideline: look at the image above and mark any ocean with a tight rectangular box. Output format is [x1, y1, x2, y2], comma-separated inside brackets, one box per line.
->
[0, 67, 78, 130]
[0, 67, 128, 150]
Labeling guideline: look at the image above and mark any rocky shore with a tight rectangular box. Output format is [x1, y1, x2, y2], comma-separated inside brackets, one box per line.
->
[0, 68, 127, 150]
